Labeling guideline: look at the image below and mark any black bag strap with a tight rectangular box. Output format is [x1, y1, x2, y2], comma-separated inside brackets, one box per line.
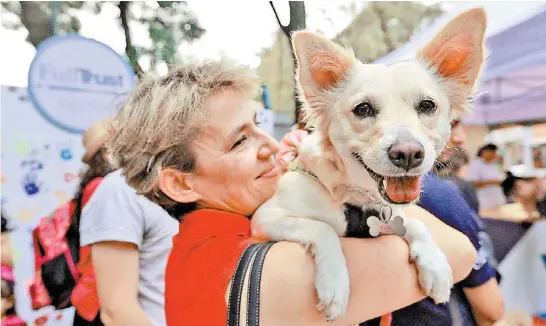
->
[246, 242, 274, 325]
[227, 242, 275, 326]
[227, 243, 261, 326]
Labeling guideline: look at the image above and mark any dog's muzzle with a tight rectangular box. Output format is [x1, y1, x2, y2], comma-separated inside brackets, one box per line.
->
[351, 151, 422, 204]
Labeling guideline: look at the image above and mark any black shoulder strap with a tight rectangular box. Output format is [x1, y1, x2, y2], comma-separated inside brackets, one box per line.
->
[247, 242, 274, 325]
[227, 242, 275, 326]
[227, 243, 261, 326]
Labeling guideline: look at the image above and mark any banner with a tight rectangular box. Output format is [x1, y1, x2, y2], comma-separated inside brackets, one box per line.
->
[2, 85, 83, 325]
[499, 221, 546, 316]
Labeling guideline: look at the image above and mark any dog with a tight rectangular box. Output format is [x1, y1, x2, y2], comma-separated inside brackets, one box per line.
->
[252, 8, 487, 321]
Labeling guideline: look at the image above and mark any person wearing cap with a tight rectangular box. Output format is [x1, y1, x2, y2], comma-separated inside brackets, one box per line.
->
[79, 119, 178, 326]
[500, 166, 544, 222]
[466, 143, 507, 210]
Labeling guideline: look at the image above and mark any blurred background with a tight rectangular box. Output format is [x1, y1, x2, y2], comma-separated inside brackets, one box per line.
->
[1, 1, 545, 325]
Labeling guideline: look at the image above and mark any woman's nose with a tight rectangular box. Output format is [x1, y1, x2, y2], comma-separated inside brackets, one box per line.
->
[258, 133, 280, 160]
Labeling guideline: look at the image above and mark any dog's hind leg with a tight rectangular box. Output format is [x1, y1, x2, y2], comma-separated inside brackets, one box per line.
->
[403, 217, 453, 304]
[252, 214, 350, 321]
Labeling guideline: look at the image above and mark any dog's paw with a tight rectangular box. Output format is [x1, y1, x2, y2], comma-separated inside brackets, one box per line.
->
[315, 261, 350, 321]
[410, 240, 453, 304]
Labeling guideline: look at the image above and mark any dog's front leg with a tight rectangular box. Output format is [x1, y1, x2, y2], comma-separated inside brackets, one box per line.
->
[403, 216, 453, 304]
[252, 214, 350, 321]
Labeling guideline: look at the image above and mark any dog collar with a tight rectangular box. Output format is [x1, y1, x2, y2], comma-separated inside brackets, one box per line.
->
[288, 161, 319, 182]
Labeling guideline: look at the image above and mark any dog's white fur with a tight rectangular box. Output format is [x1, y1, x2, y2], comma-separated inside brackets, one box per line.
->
[252, 8, 487, 321]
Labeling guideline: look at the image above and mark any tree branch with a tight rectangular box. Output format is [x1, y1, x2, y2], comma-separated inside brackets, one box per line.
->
[20, 2, 50, 47]
[370, 3, 396, 53]
[269, 1, 290, 38]
[118, 1, 144, 77]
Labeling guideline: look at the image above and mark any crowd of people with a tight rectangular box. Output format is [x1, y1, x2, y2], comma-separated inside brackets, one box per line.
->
[2, 61, 546, 326]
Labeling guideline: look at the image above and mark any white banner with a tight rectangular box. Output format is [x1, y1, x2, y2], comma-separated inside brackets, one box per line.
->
[2, 85, 84, 325]
[498, 221, 546, 316]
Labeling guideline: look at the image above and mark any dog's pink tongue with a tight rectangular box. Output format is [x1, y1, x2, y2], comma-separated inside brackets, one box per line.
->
[385, 176, 421, 203]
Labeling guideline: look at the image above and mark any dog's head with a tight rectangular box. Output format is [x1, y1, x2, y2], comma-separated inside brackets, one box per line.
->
[292, 8, 487, 205]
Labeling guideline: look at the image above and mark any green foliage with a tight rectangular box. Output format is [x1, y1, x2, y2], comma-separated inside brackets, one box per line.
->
[1, 1, 205, 73]
[260, 1, 445, 116]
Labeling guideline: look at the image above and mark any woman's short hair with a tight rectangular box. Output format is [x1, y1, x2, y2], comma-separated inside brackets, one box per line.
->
[108, 59, 260, 211]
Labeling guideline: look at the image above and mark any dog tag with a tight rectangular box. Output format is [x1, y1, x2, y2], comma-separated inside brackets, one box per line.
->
[367, 206, 406, 237]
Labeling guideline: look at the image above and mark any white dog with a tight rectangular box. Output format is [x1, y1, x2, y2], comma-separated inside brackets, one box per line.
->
[252, 8, 487, 321]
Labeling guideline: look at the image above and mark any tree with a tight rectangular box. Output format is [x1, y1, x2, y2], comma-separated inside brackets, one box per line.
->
[1, 1, 205, 77]
[269, 1, 306, 125]
[259, 2, 444, 120]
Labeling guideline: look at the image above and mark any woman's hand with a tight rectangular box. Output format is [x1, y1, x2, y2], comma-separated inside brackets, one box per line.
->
[277, 129, 309, 173]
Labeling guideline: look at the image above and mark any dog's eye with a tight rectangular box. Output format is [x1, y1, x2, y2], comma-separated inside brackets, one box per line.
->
[353, 102, 376, 118]
[417, 99, 436, 115]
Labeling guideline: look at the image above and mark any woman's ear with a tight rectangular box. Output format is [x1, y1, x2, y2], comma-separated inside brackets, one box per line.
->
[159, 168, 202, 203]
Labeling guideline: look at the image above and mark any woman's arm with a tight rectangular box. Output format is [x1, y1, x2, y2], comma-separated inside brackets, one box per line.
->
[464, 278, 505, 326]
[92, 241, 152, 326]
[473, 180, 501, 188]
[235, 205, 476, 326]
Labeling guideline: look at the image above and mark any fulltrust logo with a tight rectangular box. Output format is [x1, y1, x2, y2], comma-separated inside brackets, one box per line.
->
[38, 63, 124, 89]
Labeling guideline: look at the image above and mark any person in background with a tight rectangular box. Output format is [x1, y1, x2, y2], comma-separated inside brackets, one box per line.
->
[466, 143, 507, 210]
[1, 215, 25, 326]
[69, 119, 118, 326]
[533, 148, 545, 169]
[437, 148, 480, 214]
[501, 166, 544, 221]
[537, 176, 546, 217]
[79, 119, 178, 325]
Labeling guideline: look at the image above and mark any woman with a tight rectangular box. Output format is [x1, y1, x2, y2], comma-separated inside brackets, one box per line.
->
[108, 59, 477, 325]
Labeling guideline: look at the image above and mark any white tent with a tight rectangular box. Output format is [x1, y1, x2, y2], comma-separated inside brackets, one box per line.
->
[374, 2, 546, 125]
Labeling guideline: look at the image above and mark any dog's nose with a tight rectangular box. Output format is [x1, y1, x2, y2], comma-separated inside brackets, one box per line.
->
[388, 142, 425, 171]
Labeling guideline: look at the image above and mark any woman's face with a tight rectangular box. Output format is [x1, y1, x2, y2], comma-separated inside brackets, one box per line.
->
[187, 91, 281, 216]
[514, 178, 539, 200]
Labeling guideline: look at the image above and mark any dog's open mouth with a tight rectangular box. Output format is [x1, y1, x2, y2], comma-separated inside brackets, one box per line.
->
[351, 152, 421, 204]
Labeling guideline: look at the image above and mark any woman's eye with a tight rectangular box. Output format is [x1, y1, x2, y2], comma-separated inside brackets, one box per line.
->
[231, 136, 247, 150]
[254, 119, 261, 126]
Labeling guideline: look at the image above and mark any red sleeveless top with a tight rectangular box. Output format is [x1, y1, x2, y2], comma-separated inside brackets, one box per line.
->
[165, 209, 255, 325]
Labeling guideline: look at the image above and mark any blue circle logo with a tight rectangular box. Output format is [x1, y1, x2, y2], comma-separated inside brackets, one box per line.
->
[27, 35, 136, 134]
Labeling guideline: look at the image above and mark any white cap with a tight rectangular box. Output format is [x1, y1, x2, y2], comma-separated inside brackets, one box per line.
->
[509, 164, 540, 179]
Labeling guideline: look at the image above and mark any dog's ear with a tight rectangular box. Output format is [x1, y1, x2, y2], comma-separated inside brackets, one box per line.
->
[292, 31, 355, 93]
[418, 8, 487, 112]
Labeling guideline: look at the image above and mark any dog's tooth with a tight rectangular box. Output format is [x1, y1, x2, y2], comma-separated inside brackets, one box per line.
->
[383, 179, 387, 188]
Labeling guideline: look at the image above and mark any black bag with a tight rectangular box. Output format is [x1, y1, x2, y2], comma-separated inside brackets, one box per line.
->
[227, 242, 275, 326]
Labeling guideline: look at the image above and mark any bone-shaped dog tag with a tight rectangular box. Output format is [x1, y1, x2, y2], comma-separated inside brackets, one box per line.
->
[367, 214, 406, 237]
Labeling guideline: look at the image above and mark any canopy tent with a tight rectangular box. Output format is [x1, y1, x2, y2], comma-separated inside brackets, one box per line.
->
[374, 2, 546, 126]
